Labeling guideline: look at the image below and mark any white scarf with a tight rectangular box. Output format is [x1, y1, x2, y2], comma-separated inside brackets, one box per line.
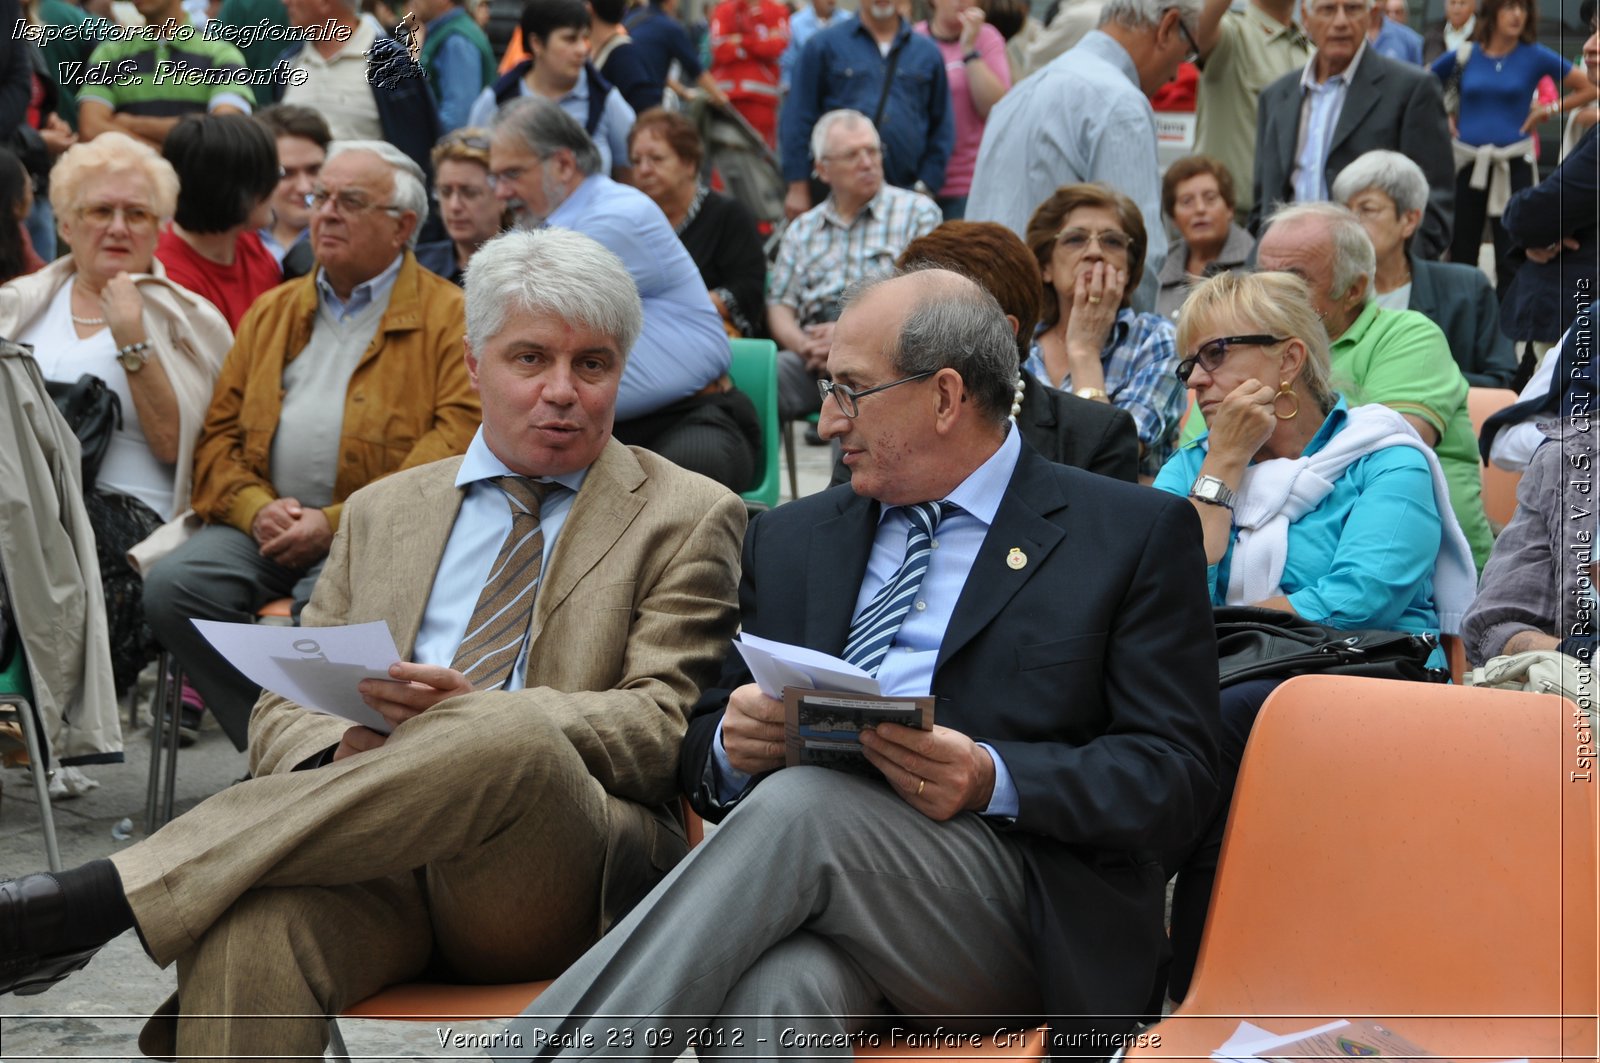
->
[1222, 404, 1477, 635]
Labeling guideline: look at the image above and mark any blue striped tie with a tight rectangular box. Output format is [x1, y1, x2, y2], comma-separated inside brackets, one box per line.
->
[843, 501, 949, 677]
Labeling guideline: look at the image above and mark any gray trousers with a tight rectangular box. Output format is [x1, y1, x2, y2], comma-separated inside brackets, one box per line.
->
[500, 767, 1043, 1062]
[141, 523, 323, 751]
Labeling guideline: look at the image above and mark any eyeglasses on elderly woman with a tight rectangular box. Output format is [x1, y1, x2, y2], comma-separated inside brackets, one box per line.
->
[1175, 334, 1288, 384]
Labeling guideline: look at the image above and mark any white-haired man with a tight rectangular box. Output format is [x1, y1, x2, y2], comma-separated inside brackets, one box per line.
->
[489, 96, 761, 493]
[141, 141, 478, 751]
[966, 0, 1199, 311]
[1255, 201, 1493, 567]
[0, 228, 747, 1062]
[768, 108, 942, 421]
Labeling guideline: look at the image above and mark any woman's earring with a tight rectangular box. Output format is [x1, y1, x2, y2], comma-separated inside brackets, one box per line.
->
[1274, 379, 1300, 421]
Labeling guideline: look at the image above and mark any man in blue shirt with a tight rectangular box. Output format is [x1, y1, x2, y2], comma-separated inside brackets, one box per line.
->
[489, 96, 761, 492]
[779, 0, 953, 219]
[624, 0, 731, 106]
[413, 0, 497, 131]
[1367, 2, 1423, 63]
[779, 0, 853, 91]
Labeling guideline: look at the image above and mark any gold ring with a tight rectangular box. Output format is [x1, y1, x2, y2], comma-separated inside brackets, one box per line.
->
[1088, 296, 1102, 305]
[916, 778, 926, 796]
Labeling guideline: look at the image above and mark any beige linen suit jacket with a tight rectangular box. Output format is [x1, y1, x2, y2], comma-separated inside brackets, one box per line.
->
[119, 438, 745, 983]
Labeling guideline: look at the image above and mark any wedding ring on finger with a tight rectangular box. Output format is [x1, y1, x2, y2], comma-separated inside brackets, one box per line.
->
[1088, 296, 1101, 305]
[916, 778, 926, 796]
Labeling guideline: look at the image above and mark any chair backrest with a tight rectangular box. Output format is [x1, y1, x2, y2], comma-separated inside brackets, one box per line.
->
[728, 338, 782, 510]
[1467, 386, 1523, 528]
[1186, 675, 1597, 1058]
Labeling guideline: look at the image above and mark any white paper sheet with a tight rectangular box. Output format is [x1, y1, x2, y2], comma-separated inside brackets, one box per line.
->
[191, 619, 401, 734]
[734, 633, 880, 698]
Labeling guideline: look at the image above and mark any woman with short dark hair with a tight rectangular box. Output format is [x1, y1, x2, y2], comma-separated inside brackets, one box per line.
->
[155, 113, 283, 329]
[1024, 182, 1183, 480]
[1156, 154, 1254, 321]
[628, 108, 767, 337]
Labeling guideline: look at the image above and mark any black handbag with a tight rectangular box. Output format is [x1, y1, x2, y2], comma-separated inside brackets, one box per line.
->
[1215, 606, 1448, 688]
[45, 373, 123, 487]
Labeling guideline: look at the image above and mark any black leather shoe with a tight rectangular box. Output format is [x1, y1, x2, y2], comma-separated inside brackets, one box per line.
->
[0, 874, 101, 996]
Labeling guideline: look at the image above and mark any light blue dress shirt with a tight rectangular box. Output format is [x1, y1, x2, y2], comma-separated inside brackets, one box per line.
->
[965, 31, 1167, 313]
[713, 424, 1024, 817]
[1292, 46, 1364, 204]
[411, 428, 588, 690]
[1369, 16, 1424, 65]
[546, 175, 731, 421]
[315, 253, 403, 322]
[778, 5, 852, 91]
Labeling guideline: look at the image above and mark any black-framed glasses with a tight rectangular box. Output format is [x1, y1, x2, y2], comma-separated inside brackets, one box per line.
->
[818, 370, 937, 418]
[1175, 16, 1200, 63]
[1175, 334, 1287, 384]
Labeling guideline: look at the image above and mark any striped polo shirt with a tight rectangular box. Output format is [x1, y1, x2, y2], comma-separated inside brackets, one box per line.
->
[76, 21, 252, 116]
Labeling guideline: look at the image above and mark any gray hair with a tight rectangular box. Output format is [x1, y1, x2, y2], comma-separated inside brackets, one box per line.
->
[843, 267, 1019, 427]
[464, 228, 643, 358]
[1330, 149, 1430, 216]
[809, 109, 877, 169]
[1099, 0, 1203, 31]
[325, 139, 429, 246]
[1263, 201, 1376, 303]
[492, 96, 603, 177]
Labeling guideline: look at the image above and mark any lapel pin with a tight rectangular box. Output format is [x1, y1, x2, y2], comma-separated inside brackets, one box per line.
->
[1006, 547, 1027, 570]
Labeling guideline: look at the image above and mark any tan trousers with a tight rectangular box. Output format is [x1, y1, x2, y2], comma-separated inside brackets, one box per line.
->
[109, 700, 678, 1062]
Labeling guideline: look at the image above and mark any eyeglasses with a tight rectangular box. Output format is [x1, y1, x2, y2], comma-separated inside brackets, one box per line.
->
[76, 203, 157, 232]
[1175, 16, 1200, 63]
[818, 370, 937, 418]
[1055, 228, 1134, 256]
[304, 189, 404, 216]
[485, 165, 530, 190]
[1176, 334, 1288, 384]
[433, 183, 491, 204]
[822, 145, 882, 165]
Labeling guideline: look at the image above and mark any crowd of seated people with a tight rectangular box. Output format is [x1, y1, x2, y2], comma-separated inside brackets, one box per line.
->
[2, 0, 1596, 1047]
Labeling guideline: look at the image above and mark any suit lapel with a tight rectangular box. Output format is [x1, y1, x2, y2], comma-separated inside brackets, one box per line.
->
[393, 461, 467, 655]
[805, 492, 880, 656]
[1328, 57, 1383, 157]
[935, 447, 1069, 672]
[1405, 254, 1439, 319]
[528, 439, 646, 647]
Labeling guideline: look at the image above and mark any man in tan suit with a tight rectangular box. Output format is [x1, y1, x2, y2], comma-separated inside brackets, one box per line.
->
[0, 228, 747, 1060]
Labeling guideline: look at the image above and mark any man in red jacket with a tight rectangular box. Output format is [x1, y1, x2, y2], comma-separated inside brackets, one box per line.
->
[709, 0, 790, 146]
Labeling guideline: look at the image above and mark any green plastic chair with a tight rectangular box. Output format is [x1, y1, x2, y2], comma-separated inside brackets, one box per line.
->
[728, 338, 782, 510]
[0, 633, 62, 870]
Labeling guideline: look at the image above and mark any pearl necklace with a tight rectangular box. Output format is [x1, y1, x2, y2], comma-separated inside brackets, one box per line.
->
[71, 313, 106, 326]
[1010, 376, 1024, 422]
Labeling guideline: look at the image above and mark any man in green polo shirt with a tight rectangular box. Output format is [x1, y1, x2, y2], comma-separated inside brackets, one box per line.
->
[77, 0, 251, 149]
[1193, 0, 1312, 223]
[1257, 201, 1494, 569]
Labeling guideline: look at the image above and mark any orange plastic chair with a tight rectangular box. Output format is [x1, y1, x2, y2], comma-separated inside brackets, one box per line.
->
[1128, 675, 1598, 1061]
[1468, 386, 1524, 530]
[330, 799, 1047, 1061]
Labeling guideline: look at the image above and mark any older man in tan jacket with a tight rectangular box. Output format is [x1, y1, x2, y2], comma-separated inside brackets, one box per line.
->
[0, 227, 746, 1061]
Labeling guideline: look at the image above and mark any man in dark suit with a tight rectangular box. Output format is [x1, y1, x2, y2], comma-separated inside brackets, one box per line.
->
[502, 267, 1221, 1055]
[1248, 0, 1454, 258]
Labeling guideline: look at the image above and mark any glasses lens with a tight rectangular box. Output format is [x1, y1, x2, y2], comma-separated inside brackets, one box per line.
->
[819, 380, 857, 418]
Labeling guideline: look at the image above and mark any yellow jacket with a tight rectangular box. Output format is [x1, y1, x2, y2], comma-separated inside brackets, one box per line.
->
[189, 252, 479, 534]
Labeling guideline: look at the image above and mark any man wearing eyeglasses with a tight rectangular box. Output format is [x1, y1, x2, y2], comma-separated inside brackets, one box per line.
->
[141, 140, 480, 752]
[505, 266, 1221, 1056]
[1248, 0, 1454, 258]
[768, 108, 942, 423]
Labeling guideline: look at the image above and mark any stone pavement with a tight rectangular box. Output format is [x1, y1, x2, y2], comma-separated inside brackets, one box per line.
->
[0, 426, 838, 1062]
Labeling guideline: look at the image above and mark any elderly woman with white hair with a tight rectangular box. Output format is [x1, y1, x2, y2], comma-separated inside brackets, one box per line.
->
[0, 132, 232, 697]
[1332, 149, 1517, 387]
[1152, 269, 1477, 1004]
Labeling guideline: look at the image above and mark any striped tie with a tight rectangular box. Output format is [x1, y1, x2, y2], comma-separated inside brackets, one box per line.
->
[842, 501, 949, 678]
[451, 476, 553, 690]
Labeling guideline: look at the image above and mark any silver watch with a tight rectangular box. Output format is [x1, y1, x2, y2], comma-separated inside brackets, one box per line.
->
[1189, 474, 1237, 510]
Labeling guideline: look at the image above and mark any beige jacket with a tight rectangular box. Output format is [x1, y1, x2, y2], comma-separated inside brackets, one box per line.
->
[0, 341, 120, 765]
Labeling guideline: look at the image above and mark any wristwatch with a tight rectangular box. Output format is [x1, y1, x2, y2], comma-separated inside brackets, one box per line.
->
[1072, 386, 1109, 402]
[117, 340, 151, 373]
[962, 49, 982, 63]
[1189, 474, 1237, 510]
